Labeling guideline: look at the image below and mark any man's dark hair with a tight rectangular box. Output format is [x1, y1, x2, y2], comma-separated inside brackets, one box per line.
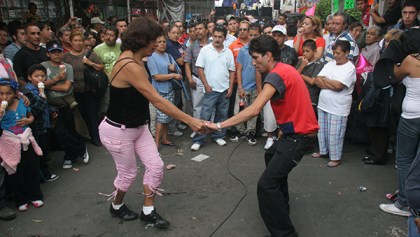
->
[262, 23, 273, 31]
[37, 21, 50, 31]
[213, 25, 227, 37]
[400, 28, 420, 54]
[115, 18, 127, 25]
[196, 20, 208, 29]
[332, 40, 351, 52]
[402, 0, 419, 10]
[279, 14, 287, 19]
[24, 23, 39, 33]
[249, 23, 261, 33]
[302, 39, 317, 51]
[286, 25, 297, 37]
[121, 17, 163, 52]
[215, 17, 227, 26]
[106, 25, 119, 36]
[28, 2, 37, 8]
[188, 22, 196, 29]
[0, 22, 8, 33]
[249, 35, 281, 61]
[27, 64, 46, 76]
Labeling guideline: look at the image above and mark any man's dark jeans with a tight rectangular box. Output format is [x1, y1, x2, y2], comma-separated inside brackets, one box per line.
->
[258, 134, 315, 237]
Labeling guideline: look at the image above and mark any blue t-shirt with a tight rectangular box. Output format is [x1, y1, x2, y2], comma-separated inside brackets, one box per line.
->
[1, 98, 31, 134]
[237, 44, 257, 91]
[148, 52, 181, 93]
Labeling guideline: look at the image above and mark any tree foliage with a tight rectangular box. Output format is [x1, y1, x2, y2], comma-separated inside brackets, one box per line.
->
[315, 0, 361, 23]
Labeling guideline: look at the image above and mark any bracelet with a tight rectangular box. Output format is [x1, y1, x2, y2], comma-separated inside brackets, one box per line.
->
[216, 122, 222, 131]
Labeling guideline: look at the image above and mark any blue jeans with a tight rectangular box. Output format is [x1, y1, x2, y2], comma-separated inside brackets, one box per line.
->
[396, 117, 420, 209]
[192, 90, 229, 145]
[408, 215, 420, 237]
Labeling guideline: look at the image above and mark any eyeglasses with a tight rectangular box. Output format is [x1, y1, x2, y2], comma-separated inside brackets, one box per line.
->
[239, 28, 249, 31]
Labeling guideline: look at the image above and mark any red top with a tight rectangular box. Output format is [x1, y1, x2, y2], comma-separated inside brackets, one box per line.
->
[267, 63, 319, 135]
[361, 7, 371, 27]
[293, 36, 326, 56]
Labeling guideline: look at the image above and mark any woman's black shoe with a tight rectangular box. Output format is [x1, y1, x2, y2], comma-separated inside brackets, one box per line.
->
[140, 210, 170, 228]
[110, 204, 139, 221]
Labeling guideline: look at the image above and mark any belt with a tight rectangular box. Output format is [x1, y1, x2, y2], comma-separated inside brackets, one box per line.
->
[105, 118, 139, 129]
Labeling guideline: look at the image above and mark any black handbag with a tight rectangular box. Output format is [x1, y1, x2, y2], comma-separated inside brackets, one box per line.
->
[84, 51, 108, 97]
[167, 53, 182, 90]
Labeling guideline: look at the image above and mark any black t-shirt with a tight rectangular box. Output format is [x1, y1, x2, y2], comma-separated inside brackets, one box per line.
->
[13, 46, 48, 82]
[379, 5, 402, 32]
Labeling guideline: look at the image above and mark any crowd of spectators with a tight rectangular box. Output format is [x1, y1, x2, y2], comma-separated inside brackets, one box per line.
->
[0, 0, 419, 236]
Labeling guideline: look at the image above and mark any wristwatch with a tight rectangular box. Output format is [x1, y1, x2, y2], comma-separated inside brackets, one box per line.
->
[216, 122, 222, 131]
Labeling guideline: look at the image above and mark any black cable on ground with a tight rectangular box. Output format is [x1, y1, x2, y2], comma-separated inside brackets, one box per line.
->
[209, 140, 249, 237]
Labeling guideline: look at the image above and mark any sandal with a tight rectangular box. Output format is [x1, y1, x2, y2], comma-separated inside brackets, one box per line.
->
[312, 153, 328, 158]
[327, 160, 341, 168]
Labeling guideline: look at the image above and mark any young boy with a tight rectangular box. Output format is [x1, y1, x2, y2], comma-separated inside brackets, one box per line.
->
[296, 39, 324, 114]
[41, 40, 77, 109]
[22, 64, 58, 183]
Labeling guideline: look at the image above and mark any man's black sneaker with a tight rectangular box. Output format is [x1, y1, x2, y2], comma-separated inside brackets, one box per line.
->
[246, 131, 257, 145]
[109, 204, 139, 221]
[0, 206, 16, 221]
[140, 210, 170, 228]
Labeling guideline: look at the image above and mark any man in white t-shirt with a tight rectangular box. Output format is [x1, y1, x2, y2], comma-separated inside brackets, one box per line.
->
[191, 26, 235, 151]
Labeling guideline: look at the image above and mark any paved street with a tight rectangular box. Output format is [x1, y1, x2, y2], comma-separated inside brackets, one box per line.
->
[0, 132, 409, 237]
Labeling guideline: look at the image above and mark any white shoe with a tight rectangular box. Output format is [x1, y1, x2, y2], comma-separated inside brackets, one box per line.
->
[264, 137, 274, 150]
[214, 138, 227, 146]
[191, 143, 201, 151]
[177, 124, 187, 130]
[18, 204, 28, 212]
[31, 200, 44, 208]
[190, 132, 197, 138]
[168, 130, 183, 137]
[379, 203, 410, 217]
[83, 147, 89, 164]
[62, 160, 72, 169]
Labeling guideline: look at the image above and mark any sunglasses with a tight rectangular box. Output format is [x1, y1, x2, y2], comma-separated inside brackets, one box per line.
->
[239, 28, 249, 31]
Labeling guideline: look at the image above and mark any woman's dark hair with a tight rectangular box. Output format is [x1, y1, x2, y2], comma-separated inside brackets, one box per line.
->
[332, 40, 351, 52]
[400, 28, 420, 54]
[249, 35, 281, 61]
[349, 22, 363, 31]
[302, 39, 317, 51]
[27, 64, 47, 76]
[121, 17, 163, 52]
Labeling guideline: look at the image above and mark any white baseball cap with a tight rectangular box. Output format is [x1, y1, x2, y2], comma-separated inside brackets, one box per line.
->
[272, 25, 287, 35]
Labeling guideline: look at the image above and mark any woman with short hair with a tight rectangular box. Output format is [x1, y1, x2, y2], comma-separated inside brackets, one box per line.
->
[312, 40, 356, 167]
[99, 17, 205, 227]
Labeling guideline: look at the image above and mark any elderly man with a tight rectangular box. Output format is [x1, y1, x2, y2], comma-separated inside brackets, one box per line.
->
[362, 25, 382, 65]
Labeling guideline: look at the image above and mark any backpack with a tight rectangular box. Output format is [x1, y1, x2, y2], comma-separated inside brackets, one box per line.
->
[357, 72, 382, 113]
[84, 51, 108, 98]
